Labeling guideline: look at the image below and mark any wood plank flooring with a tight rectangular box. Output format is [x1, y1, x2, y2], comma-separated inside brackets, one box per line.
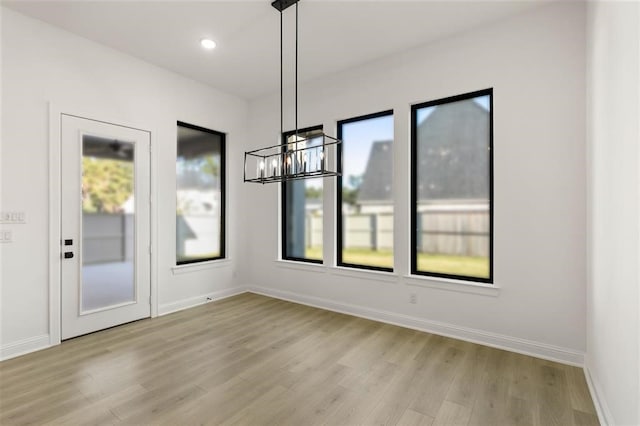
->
[0, 293, 599, 425]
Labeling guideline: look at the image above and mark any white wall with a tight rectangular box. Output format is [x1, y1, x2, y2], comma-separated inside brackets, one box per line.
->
[243, 2, 587, 363]
[586, 1, 640, 424]
[0, 8, 248, 357]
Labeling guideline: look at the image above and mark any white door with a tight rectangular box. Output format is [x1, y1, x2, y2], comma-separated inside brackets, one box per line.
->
[61, 115, 151, 340]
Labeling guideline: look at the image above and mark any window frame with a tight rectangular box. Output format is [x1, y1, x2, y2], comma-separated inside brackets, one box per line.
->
[410, 88, 494, 284]
[336, 109, 394, 273]
[280, 124, 324, 264]
[176, 121, 226, 266]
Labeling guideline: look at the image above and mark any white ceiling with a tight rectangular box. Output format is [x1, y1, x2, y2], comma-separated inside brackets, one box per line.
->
[3, 0, 555, 100]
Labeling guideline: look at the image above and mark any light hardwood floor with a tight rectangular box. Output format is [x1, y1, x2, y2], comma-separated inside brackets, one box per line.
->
[0, 293, 598, 425]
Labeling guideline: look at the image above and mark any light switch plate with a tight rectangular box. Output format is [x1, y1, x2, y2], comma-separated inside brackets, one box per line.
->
[0, 230, 12, 243]
[0, 211, 26, 224]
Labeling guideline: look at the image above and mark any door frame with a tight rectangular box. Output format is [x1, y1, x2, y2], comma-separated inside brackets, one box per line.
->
[48, 102, 158, 345]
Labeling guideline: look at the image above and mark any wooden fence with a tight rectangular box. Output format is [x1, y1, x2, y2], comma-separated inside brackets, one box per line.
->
[83, 213, 134, 264]
[306, 204, 489, 257]
[84, 212, 220, 264]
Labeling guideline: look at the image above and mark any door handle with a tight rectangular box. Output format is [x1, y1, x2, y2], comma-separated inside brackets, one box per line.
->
[63, 252, 74, 259]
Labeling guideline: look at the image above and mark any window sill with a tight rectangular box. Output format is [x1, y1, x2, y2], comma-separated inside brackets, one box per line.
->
[172, 259, 232, 275]
[275, 259, 327, 273]
[403, 274, 500, 297]
[330, 266, 399, 283]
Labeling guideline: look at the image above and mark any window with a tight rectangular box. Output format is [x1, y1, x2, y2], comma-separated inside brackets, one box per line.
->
[281, 125, 324, 263]
[411, 89, 493, 283]
[337, 111, 394, 271]
[176, 122, 225, 264]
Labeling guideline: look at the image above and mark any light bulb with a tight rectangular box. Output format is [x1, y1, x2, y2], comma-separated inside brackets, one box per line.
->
[200, 39, 217, 50]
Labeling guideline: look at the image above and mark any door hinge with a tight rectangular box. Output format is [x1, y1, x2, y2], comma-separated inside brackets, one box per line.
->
[148, 245, 152, 254]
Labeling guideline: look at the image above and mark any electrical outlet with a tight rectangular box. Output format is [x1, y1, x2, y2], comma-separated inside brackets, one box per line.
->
[409, 293, 417, 304]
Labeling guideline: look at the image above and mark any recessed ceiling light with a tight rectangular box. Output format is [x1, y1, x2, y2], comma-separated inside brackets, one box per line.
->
[200, 38, 216, 50]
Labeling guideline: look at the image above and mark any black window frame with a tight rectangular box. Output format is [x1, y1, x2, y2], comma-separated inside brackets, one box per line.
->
[176, 121, 226, 266]
[410, 88, 493, 284]
[281, 124, 324, 264]
[336, 109, 394, 272]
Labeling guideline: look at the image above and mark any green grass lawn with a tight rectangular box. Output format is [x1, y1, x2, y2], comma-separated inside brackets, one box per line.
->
[417, 253, 489, 278]
[177, 252, 221, 263]
[305, 247, 489, 278]
[340, 248, 393, 269]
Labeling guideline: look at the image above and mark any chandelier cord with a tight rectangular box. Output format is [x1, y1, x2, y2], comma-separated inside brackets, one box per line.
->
[280, 9, 283, 138]
[295, 0, 298, 138]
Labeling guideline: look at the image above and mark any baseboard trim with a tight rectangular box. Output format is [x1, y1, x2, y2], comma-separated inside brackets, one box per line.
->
[1, 334, 51, 361]
[248, 286, 584, 366]
[158, 287, 247, 316]
[2, 287, 585, 368]
[583, 360, 614, 426]
[1, 288, 248, 361]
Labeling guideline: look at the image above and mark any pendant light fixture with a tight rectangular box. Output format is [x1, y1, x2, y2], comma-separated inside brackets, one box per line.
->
[244, 0, 342, 184]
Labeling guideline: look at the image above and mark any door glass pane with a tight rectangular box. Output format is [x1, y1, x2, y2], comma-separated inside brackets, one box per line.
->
[81, 135, 135, 312]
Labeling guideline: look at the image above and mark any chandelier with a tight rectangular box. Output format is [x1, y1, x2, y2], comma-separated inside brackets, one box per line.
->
[244, 0, 342, 184]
